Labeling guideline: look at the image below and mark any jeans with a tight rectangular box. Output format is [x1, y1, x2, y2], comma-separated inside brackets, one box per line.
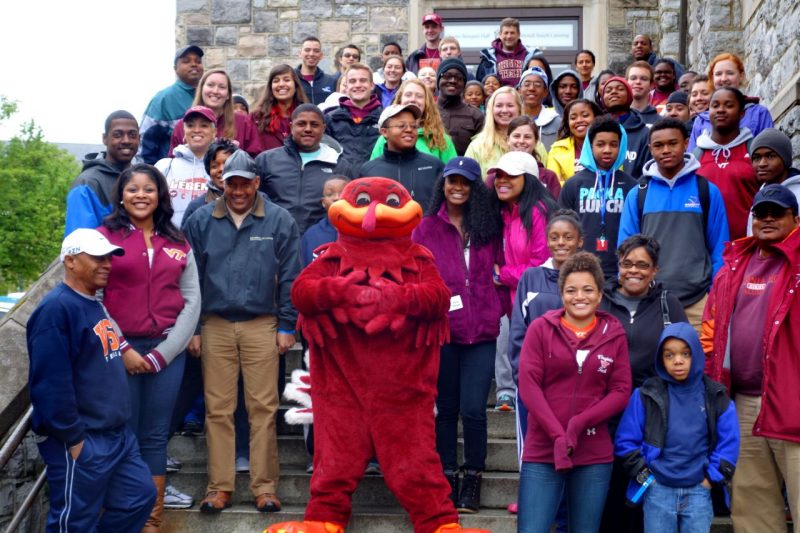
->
[643, 481, 713, 533]
[126, 337, 186, 475]
[495, 315, 516, 399]
[435, 340, 496, 472]
[518, 461, 613, 533]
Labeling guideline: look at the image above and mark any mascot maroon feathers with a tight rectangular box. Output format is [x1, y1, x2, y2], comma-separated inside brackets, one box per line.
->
[265, 178, 488, 533]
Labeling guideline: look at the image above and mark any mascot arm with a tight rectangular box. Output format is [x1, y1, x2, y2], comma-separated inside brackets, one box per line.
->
[291, 258, 367, 314]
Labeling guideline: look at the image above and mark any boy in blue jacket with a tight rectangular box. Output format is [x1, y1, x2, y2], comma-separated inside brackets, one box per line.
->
[615, 322, 739, 532]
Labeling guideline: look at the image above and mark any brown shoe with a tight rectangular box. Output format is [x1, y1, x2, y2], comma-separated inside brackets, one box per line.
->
[199, 491, 232, 514]
[255, 492, 282, 512]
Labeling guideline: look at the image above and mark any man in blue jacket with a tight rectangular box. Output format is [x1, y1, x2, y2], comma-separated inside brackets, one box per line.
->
[184, 150, 301, 515]
[296, 37, 336, 106]
[27, 228, 156, 533]
[618, 118, 729, 333]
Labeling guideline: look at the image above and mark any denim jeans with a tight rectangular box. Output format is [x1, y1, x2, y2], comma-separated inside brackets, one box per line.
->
[494, 315, 516, 399]
[435, 340, 496, 471]
[518, 461, 613, 533]
[643, 481, 713, 533]
[126, 337, 186, 475]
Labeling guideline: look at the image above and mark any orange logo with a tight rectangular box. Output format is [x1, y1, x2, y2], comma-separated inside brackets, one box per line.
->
[163, 248, 187, 261]
[92, 319, 121, 361]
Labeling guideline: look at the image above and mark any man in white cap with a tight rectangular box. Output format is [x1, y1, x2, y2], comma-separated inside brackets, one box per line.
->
[358, 103, 444, 210]
[27, 228, 156, 532]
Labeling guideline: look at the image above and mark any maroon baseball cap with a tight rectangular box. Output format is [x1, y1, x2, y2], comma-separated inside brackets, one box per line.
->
[183, 105, 216, 123]
[422, 13, 443, 26]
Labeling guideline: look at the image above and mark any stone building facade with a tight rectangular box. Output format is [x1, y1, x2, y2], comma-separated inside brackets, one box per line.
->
[176, 0, 799, 164]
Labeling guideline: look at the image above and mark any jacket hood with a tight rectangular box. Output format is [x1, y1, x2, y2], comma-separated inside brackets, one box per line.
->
[695, 127, 754, 166]
[81, 152, 124, 176]
[286, 133, 343, 161]
[491, 38, 526, 56]
[549, 69, 584, 113]
[642, 153, 701, 186]
[579, 122, 628, 173]
[654, 322, 704, 386]
[173, 143, 206, 163]
[620, 110, 646, 132]
[535, 106, 560, 127]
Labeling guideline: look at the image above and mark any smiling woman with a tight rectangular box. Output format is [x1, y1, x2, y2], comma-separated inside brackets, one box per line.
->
[251, 64, 309, 151]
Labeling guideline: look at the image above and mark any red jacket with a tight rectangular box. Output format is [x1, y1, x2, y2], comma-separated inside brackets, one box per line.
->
[98, 226, 192, 341]
[702, 230, 800, 443]
[519, 309, 631, 469]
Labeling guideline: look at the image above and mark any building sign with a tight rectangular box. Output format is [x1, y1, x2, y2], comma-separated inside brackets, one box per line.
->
[446, 20, 578, 50]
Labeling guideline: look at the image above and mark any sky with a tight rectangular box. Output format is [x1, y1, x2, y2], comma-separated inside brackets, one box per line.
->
[0, 1, 177, 145]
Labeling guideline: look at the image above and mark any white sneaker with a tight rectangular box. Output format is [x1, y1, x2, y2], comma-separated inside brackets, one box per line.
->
[235, 456, 250, 473]
[166, 455, 182, 473]
[163, 484, 194, 509]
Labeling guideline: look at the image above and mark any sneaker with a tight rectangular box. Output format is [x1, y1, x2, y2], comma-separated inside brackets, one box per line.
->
[494, 394, 515, 412]
[181, 420, 204, 437]
[444, 470, 460, 504]
[306, 461, 314, 474]
[365, 461, 382, 475]
[456, 470, 482, 514]
[163, 483, 194, 509]
[166, 455, 182, 474]
[235, 456, 250, 473]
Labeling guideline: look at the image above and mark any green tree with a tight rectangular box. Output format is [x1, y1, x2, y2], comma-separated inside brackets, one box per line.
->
[0, 108, 79, 292]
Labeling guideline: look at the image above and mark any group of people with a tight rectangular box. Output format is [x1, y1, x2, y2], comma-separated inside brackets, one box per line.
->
[26, 12, 799, 533]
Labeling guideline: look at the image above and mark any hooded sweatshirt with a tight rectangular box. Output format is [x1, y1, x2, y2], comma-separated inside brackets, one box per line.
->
[547, 136, 583, 184]
[549, 69, 584, 117]
[688, 102, 774, 151]
[619, 110, 651, 178]
[615, 322, 739, 489]
[476, 39, 539, 88]
[618, 154, 730, 305]
[559, 126, 637, 279]
[695, 128, 758, 240]
[155, 144, 209, 227]
[535, 107, 561, 151]
[65, 153, 129, 235]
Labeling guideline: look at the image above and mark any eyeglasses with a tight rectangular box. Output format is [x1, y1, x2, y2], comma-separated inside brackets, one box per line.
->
[522, 81, 546, 89]
[619, 260, 652, 270]
[751, 152, 781, 163]
[385, 122, 419, 131]
[752, 206, 791, 220]
[342, 53, 360, 59]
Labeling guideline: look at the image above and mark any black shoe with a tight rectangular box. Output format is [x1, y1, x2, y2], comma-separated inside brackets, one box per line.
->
[181, 420, 204, 437]
[456, 470, 482, 514]
[444, 470, 460, 504]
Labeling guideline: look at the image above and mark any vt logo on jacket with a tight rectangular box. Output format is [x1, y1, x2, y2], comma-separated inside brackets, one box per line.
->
[577, 186, 625, 214]
[163, 248, 187, 261]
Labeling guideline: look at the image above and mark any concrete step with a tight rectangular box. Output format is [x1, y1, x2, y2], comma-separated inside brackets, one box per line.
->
[163, 505, 517, 533]
[168, 467, 519, 510]
[169, 434, 520, 472]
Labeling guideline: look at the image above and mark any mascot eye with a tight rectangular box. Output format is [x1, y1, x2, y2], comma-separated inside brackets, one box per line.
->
[356, 192, 371, 206]
[385, 193, 401, 207]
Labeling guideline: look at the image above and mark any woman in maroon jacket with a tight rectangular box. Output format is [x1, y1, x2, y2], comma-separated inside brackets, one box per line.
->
[251, 64, 309, 151]
[517, 251, 631, 533]
[412, 156, 505, 514]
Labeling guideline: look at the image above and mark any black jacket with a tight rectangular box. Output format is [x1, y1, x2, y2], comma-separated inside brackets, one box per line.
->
[255, 136, 352, 234]
[438, 97, 484, 155]
[358, 147, 444, 211]
[325, 102, 383, 169]
[620, 110, 652, 178]
[600, 280, 687, 388]
[295, 65, 337, 106]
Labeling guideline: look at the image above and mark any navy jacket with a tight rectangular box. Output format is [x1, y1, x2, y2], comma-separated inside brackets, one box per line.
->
[295, 65, 336, 106]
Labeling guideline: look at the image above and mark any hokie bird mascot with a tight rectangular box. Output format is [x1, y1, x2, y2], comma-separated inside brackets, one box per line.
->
[265, 178, 489, 533]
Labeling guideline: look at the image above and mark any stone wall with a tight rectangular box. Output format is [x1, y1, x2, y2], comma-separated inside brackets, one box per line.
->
[607, 0, 660, 74]
[686, 0, 743, 70]
[176, 0, 410, 105]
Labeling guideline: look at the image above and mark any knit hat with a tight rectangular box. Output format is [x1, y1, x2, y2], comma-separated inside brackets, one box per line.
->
[517, 67, 549, 89]
[437, 58, 468, 86]
[601, 76, 633, 108]
[666, 91, 689, 106]
[750, 128, 793, 170]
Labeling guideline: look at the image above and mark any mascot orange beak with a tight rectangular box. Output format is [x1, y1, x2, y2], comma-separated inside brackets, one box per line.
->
[328, 198, 423, 239]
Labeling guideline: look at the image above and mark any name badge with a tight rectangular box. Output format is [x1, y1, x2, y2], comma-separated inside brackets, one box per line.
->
[449, 295, 464, 312]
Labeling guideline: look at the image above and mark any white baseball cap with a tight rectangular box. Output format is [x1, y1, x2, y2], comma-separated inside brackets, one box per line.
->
[60, 228, 124, 262]
[488, 151, 539, 178]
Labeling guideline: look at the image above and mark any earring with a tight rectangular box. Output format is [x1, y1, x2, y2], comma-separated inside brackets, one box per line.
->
[120, 201, 124, 205]
[649, 279, 656, 289]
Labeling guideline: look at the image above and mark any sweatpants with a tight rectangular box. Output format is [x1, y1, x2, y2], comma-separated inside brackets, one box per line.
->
[37, 425, 156, 533]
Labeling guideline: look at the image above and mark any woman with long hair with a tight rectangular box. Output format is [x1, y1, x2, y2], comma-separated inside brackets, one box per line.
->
[465, 86, 523, 177]
[251, 64, 309, 151]
[517, 252, 631, 533]
[375, 55, 406, 108]
[99, 163, 201, 532]
[412, 156, 505, 514]
[370, 79, 457, 163]
[169, 68, 262, 157]
[546, 98, 603, 184]
[694, 87, 760, 239]
[688, 52, 774, 150]
[507, 116, 561, 199]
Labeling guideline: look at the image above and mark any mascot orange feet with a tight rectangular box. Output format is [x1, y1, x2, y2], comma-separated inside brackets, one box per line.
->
[262, 521, 344, 533]
[433, 523, 491, 533]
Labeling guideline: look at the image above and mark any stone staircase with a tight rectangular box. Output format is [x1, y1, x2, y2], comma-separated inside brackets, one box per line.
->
[162, 346, 520, 532]
[161, 347, 749, 532]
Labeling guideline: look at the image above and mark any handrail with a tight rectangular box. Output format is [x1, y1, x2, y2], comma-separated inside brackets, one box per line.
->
[0, 405, 32, 469]
[0, 404, 47, 533]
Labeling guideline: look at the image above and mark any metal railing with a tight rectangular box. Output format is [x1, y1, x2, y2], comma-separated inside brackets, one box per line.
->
[0, 406, 46, 533]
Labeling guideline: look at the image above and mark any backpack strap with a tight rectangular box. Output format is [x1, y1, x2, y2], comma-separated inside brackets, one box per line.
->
[697, 175, 710, 240]
[637, 176, 650, 229]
